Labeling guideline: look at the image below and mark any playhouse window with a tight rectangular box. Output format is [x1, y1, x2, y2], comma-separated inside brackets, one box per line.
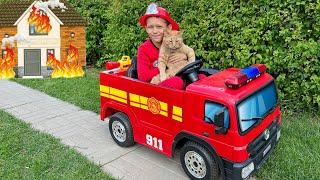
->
[47, 49, 55, 58]
[47, 49, 55, 70]
[29, 10, 48, 35]
[29, 25, 48, 35]
[2, 50, 7, 59]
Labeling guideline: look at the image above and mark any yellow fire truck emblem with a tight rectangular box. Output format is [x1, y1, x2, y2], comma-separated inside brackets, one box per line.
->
[147, 97, 161, 114]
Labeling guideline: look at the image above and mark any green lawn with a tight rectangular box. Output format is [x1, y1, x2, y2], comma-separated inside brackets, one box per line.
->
[14, 68, 101, 113]
[256, 112, 320, 179]
[0, 110, 113, 179]
[13, 68, 320, 179]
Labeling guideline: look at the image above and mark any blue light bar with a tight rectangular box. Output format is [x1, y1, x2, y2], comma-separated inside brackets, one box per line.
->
[240, 66, 260, 79]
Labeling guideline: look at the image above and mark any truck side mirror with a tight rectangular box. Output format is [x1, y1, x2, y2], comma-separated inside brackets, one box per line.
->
[214, 109, 227, 134]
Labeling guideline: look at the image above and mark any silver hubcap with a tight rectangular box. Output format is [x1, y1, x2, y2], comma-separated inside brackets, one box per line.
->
[185, 151, 207, 178]
[112, 121, 126, 142]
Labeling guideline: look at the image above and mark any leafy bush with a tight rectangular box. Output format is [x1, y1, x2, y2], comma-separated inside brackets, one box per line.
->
[69, 0, 319, 110]
[67, 0, 112, 66]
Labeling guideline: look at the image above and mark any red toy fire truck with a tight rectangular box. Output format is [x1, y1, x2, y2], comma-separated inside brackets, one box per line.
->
[100, 59, 281, 180]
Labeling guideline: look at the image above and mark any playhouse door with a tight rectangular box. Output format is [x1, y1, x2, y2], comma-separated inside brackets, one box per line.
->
[24, 49, 41, 76]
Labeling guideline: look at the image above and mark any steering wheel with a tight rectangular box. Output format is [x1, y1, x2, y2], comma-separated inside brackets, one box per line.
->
[175, 60, 203, 83]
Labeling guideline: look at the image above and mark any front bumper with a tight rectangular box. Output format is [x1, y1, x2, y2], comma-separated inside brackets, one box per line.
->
[223, 128, 280, 180]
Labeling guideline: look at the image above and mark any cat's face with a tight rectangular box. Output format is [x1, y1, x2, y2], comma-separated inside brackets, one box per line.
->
[163, 30, 183, 50]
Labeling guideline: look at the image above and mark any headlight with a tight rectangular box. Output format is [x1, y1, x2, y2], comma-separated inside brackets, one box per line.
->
[241, 162, 254, 179]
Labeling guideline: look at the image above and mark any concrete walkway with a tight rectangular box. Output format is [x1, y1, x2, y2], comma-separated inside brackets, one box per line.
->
[0, 80, 188, 180]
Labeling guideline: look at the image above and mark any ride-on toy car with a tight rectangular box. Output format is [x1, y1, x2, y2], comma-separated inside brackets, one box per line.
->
[100, 58, 281, 180]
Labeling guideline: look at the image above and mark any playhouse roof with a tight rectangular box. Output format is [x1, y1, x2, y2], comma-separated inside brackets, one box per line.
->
[0, 0, 86, 27]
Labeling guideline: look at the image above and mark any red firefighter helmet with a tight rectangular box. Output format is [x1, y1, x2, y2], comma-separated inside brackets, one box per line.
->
[139, 3, 179, 30]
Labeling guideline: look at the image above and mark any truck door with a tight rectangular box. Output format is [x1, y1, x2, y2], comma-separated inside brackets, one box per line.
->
[126, 81, 184, 154]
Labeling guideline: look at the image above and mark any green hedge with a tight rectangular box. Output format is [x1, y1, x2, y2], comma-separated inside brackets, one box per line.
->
[70, 0, 319, 110]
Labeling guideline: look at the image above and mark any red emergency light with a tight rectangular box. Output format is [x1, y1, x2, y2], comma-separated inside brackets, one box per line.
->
[225, 64, 267, 89]
[106, 62, 120, 70]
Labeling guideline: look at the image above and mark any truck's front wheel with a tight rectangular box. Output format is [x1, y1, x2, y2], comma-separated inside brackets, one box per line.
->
[109, 112, 134, 147]
[180, 141, 219, 180]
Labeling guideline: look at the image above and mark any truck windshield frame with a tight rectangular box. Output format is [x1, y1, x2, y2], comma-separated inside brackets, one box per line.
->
[236, 81, 278, 134]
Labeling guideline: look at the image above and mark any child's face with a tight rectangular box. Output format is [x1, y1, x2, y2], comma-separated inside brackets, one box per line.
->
[146, 17, 171, 44]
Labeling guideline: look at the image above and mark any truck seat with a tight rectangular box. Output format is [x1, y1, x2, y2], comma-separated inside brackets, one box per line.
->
[126, 56, 138, 79]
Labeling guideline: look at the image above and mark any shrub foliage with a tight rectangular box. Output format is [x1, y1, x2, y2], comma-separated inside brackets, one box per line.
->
[70, 0, 319, 110]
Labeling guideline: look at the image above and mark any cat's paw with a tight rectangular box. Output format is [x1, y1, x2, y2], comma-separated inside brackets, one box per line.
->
[167, 73, 175, 78]
[160, 74, 167, 82]
[151, 76, 160, 84]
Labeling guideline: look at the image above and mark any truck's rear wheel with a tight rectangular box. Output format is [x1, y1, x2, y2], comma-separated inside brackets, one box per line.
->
[180, 141, 219, 180]
[109, 112, 134, 147]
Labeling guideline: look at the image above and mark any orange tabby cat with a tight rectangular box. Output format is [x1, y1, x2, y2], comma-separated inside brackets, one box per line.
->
[150, 29, 195, 84]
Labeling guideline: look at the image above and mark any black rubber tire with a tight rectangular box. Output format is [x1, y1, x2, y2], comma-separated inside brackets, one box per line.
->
[180, 141, 220, 180]
[109, 112, 135, 147]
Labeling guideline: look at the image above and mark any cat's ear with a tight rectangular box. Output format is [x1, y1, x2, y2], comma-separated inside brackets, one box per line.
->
[164, 28, 171, 35]
[178, 30, 184, 35]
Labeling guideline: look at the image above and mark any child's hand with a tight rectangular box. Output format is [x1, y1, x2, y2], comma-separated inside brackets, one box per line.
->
[168, 53, 187, 64]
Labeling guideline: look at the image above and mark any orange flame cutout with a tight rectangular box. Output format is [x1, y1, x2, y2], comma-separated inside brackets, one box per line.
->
[28, 5, 52, 34]
[47, 45, 84, 78]
[0, 45, 16, 79]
